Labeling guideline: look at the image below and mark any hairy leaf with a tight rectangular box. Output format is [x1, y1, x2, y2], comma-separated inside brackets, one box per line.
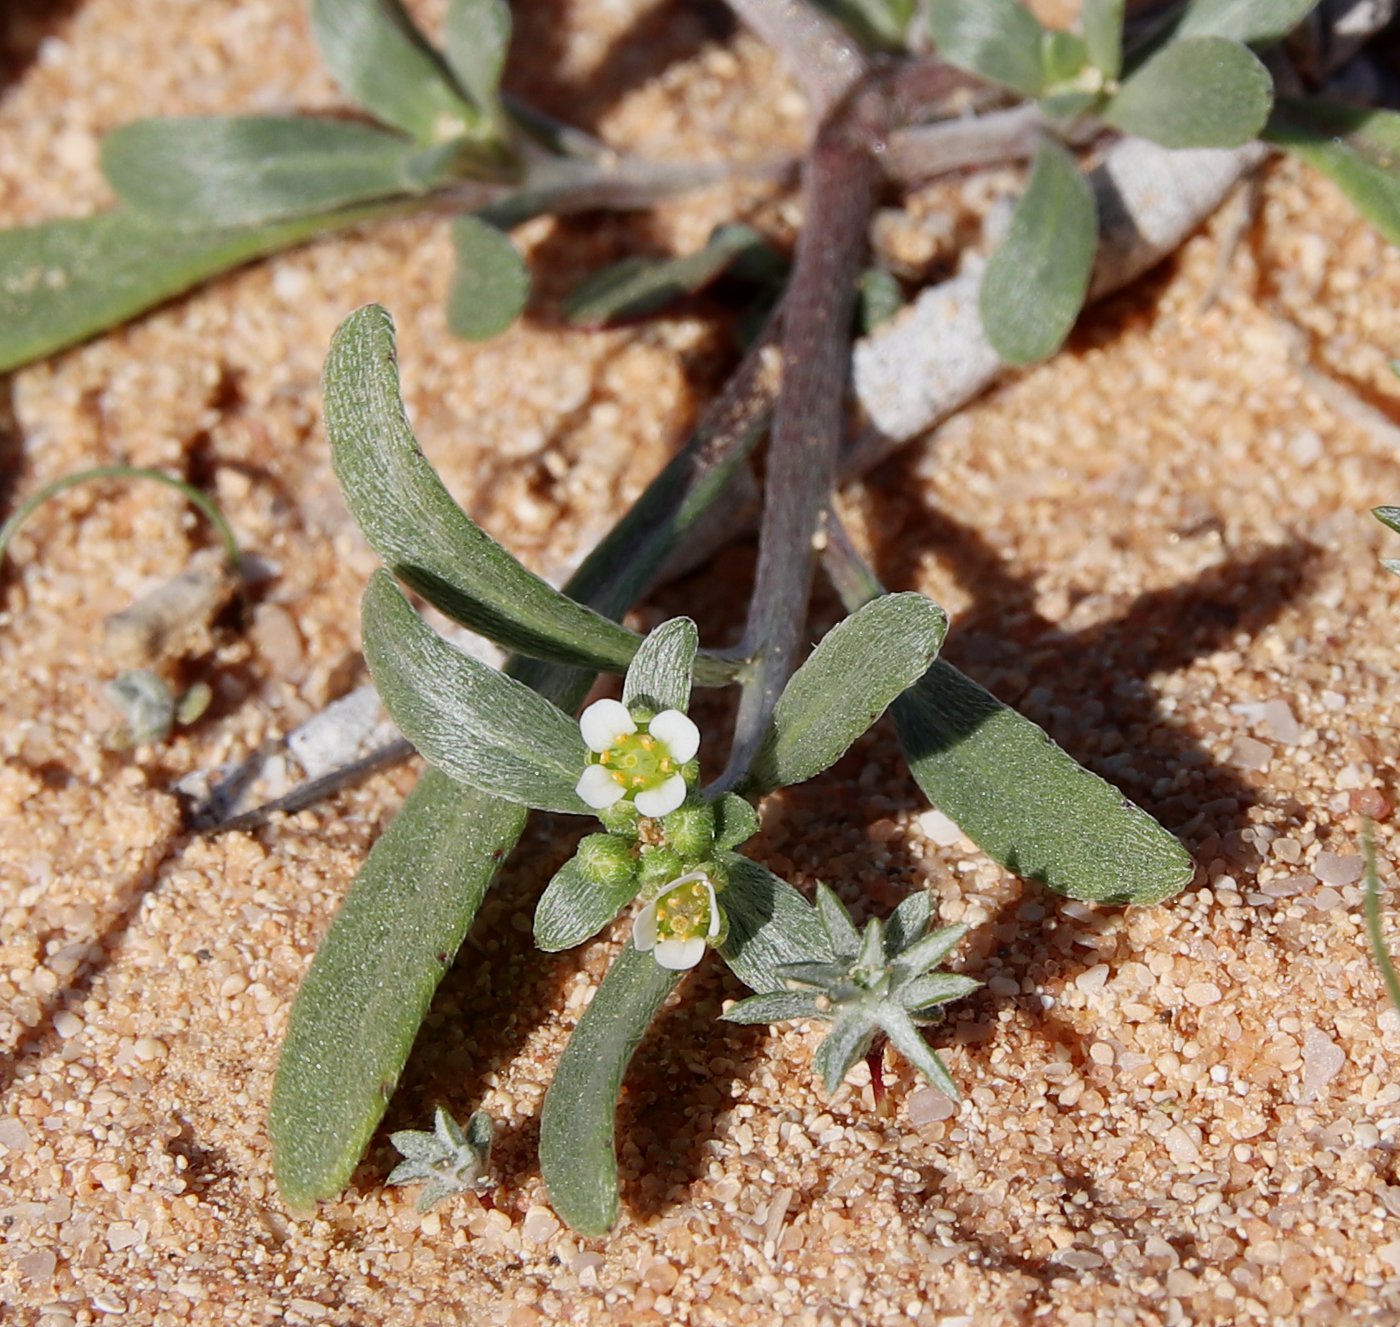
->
[270, 770, 526, 1207]
[1103, 35, 1272, 149]
[1174, 0, 1319, 44]
[361, 571, 590, 812]
[980, 137, 1096, 365]
[718, 854, 831, 993]
[446, 216, 530, 341]
[929, 0, 1048, 97]
[311, 0, 478, 144]
[622, 617, 698, 716]
[539, 943, 682, 1234]
[444, 0, 511, 128]
[534, 853, 644, 952]
[325, 305, 659, 671]
[101, 116, 421, 228]
[0, 204, 398, 374]
[1265, 99, 1400, 248]
[746, 592, 947, 794]
[1081, 0, 1124, 78]
[893, 659, 1193, 904]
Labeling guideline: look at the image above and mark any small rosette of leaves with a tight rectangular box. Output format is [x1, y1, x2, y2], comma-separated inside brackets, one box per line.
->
[725, 883, 979, 1099]
[387, 1107, 494, 1213]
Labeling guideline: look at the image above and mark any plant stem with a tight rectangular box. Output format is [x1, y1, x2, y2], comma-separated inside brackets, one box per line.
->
[726, 0, 868, 118]
[0, 465, 241, 575]
[720, 81, 886, 789]
[885, 102, 1049, 184]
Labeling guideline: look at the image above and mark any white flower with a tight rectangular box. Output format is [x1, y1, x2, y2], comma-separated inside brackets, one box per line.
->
[632, 871, 722, 970]
[574, 699, 700, 818]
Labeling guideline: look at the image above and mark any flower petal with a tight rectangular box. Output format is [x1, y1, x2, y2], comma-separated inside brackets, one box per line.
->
[652, 937, 707, 970]
[577, 763, 625, 808]
[579, 698, 635, 752]
[648, 709, 699, 763]
[635, 773, 687, 818]
[632, 898, 660, 952]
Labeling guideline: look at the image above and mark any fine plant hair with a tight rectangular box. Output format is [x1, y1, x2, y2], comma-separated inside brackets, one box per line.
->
[5, 0, 1400, 1233]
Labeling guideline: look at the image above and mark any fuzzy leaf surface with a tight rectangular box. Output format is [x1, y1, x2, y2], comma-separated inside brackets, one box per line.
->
[1081, 0, 1124, 77]
[534, 854, 644, 952]
[718, 854, 831, 993]
[1265, 100, 1400, 248]
[980, 137, 1096, 365]
[539, 943, 681, 1234]
[622, 617, 698, 716]
[101, 116, 421, 228]
[746, 592, 947, 794]
[929, 0, 1048, 96]
[0, 205, 396, 374]
[311, 0, 477, 144]
[270, 770, 525, 1207]
[444, 0, 511, 127]
[361, 570, 590, 812]
[1174, 0, 1319, 44]
[324, 305, 658, 671]
[893, 659, 1192, 904]
[446, 217, 529, 341]
[1103, 35, 1272, 149]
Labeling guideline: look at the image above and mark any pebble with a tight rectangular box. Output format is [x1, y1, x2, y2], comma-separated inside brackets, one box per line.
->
[1300, 1028, 1346, 1102]
[1314, 851, 1363, 886]
[1230, 736, 1273, 772]
[917, 809, 964, 847]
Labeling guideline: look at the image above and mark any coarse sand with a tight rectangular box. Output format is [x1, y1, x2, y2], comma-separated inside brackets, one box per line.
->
[6, 3, 1400, 1325]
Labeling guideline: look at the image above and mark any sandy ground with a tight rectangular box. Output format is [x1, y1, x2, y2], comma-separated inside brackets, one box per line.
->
[6, 2, 1400, 1324]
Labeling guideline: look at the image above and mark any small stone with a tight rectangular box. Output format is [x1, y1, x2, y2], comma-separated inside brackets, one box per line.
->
[0, 1118, 34, 1152]
[521, 1205, 559, 1244]
[1184, 982, 1223, 1007]
[1314, 851, 1363, 887]
[1300, 1028, 1345, 1102]
[917, 809, 963, 847]
[907, 1087, 957, 1125]
[1260, 699, 1303, 745]
[1230, 736, 1272, 772]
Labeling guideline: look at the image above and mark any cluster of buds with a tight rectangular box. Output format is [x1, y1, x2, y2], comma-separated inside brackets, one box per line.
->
[572, 697, 730, 969]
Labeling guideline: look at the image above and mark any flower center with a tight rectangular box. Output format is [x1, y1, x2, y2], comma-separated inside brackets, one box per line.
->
[599, 731, 676, 790]
[652, 878, 713, 941]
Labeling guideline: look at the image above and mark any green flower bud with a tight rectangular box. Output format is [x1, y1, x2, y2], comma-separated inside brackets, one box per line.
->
[696, 858, 729, 892]
[662, 800, 716, 861]
[638, 846, 684, 894]
[576, 834, 638, 890]
[595, 800, 641, 839]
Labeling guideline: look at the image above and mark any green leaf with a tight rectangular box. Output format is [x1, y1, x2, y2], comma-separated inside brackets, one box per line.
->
[562, 224, 773, 328]
[1174, 0, 1319, 44]
[816, 882, 861, 959]
[622, 617, 698, 716]
[311, 0, 479, 145]
[813, 1013, 877, 1093]
[746, 592, 947, 795]
[899, 971, 981, 1012]
[721, 990, 822, 1024]
[444, 0, 511, 128]
[1041, 30, 1088, 85]
[1081, 0, 1124, 78]
[1265, 100, 1400, 248]
[101, 116, 422, 229]
[270, 769, 526, 1207]
[880, 1004, 961, 1098]
[856, 267, 904, 334]
[361, 570, 590, 813]
[324, 305, 657, 672]
[814, 0, 916, 49]
[1103, 35, 1272, 149]
[0, 203, 402, 375]
[712, 793, 760, 852]
[980, 137, 1097, 366]
[892, 658, 1193, 905]
[929, 0, 1048, 97]
[446, 216, 529, 341]
[718, 854, 831, 993]
[534, 853, 644, 952]
[883, 890, 932, 955]
[539, 942, 682, 1234]
[1378, 506, 1400, 536]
